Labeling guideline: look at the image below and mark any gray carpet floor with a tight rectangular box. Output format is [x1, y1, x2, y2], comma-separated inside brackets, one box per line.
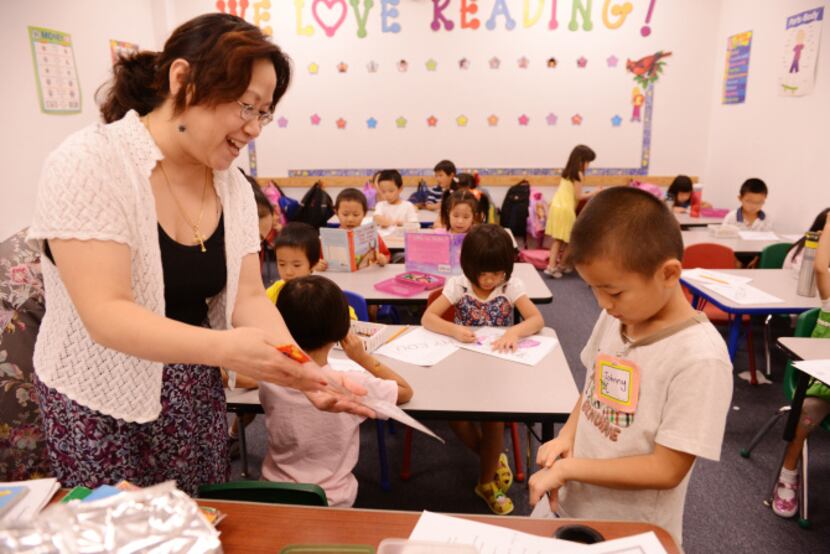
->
[230, 270, 830, 553]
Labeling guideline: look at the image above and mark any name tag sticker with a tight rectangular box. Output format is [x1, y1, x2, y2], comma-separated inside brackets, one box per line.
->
[594, 354, 641, 414]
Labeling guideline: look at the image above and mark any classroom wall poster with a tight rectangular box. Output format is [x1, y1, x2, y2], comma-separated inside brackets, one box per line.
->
[28, 26, 81, 114]
[110, 39, 139, 64]
[779, 6, 824, 97]
[722, 30, 752, 105]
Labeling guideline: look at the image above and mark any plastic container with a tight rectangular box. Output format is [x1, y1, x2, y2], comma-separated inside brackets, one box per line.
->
[796, 231, 819, 297]
[377, 539, 478, 554]
[690, 185, 703, 218]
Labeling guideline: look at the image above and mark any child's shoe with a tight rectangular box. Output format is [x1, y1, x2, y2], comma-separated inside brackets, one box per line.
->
[772, 467, 799, 518]
[474, 481, 514, 515]
[543, 266, 563, 279]
[494, 452, 513, 493]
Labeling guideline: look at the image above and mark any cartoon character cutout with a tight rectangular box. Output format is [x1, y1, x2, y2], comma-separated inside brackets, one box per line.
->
[630, 87, 645, 122]
[790, 29, 806, 73]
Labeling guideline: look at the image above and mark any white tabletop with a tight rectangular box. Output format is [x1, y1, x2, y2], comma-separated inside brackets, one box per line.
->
[226, 327, 578, 422]
[778, 337, 830, 361]
[328, 209, 438, 226]
[674, 213, 724, 228]
[681, 230, 790, 255]
[322, 263, 551, 305]
[382, 227, 518, 251]
[681, 269, 822, 313]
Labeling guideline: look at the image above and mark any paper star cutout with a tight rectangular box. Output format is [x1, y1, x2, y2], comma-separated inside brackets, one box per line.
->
[458, 58, 470, 70]
[425, 59, 438, 71]
[427, 115, 438, 127]
[606, 55, 619, 68]
[367, 117, 378, 129]
[611, 115, 622, 127]
[489, 57, 501, 69]
[571, 114, 583, 126]
[518, 56, 529, 69]
[337, 61, 348, 73]
[336, 118, 347, 129]
[518, 114, 529, 126]
[456, 115, 469, 127]
[367, 60, 379, 73]
[395, 116, 407, 128]
[310, 114, 321, 126]
[546, 113, 558, 126]
[308, 62, 319, 75]
[577, 57, 588, 68]
[487, 114, 499, 127]
[277, 117, 288, 128]
[397, 60, 408, 72]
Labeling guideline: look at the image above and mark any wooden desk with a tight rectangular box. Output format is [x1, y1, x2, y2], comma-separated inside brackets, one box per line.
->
[328, 210, 437, 229]
[198, 500, 681, 553]
[674, 213, 724, 229]
[681, 230, 790, 256]
[323, 263, 552, 306]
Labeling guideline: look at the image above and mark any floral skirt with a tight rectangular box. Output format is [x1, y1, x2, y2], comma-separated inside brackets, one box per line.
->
[34, 363, 229, 497]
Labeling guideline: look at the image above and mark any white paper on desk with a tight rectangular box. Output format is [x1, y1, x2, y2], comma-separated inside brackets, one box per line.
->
[458, 327, 559, 366]
[364, 398, 445, 443]
[682, 268, 752, 287]
[738, 231, 781, 241]
[409, 511, 590, 553]
[375, 327, 460, 366]
[703, 283, 784, 305]
[327, 357, 369, 374]
[587, 531, 667, 554]
[1, 478, 60, 523]
[793, 359, 830, 385]
[782, 234, 803, 242]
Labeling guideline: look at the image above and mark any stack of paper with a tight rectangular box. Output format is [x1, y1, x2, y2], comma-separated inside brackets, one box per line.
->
[458, 328, 559, 366]
[0, 478, 60, 524]
[703, 283, 784, 305]
[738, 231, 781, 241]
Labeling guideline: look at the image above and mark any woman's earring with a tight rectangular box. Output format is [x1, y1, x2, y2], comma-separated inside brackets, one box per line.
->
[177, 124, 187, 133]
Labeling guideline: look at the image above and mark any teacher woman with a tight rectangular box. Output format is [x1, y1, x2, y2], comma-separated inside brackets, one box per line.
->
[27, 13, 368, 495]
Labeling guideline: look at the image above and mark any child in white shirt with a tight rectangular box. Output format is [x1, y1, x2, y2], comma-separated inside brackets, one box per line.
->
[373, 169, 419, 228]
[721, 178, 772, 231]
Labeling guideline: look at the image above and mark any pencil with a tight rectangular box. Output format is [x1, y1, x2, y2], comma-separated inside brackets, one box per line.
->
[383, 325, 411, 345]
[700, 273, 729, 285]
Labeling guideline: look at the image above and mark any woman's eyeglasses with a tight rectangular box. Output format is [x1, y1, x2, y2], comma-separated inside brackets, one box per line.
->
[237, 101, 274, 127]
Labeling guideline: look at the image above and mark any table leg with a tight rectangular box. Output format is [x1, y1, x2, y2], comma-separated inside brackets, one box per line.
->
[238, 415, 249, 479]
[542, 422, 554, 442]
[727, 316, 742, 361]
[691, 293, 701, 310]
[783, 371, 811, 442]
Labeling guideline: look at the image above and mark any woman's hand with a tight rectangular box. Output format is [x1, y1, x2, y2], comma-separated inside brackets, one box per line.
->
[304, 367, 375, 418]
[218, 327, 326, 392]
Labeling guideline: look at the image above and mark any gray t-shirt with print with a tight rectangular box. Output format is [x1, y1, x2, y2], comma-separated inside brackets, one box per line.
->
[558, 310, 733, 545]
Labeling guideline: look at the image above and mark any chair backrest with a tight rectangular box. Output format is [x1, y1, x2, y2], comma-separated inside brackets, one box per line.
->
[198, 481, 328, 506]
[343, 290, 369, 321]
[759, 242, 793, 269]
[682, 243, 736, 269]
[427, 288, 454, 322]
[784, 308, 821, 400]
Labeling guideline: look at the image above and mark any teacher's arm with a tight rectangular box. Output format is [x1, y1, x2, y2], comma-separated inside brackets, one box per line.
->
[49, 239, 325, 392]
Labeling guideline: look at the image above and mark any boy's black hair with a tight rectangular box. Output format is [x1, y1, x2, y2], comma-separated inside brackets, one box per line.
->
[335, 188, 368, 213]
[456, 173, 476, 189]
[460, 224, 515, 283]
[562, 144, 596, 182]
[667, 175, 693, 200]
[740, 178, 768, 197]
[434, 160, 457, 176]
[239, 168, 273, 217]
[276, 275, 351, 351]
[275, 222, 321, 266]
[569, 187, 683, 277]
[378, 169, 403, 189]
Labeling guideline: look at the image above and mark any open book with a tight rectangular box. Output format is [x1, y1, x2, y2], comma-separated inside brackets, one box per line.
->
[320, 222, 379, 272]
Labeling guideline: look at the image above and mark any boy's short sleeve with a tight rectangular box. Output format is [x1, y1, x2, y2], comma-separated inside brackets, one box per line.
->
[404, 202, 419, 223]
[721, 210, 738, 227]
[504, 278, 528, 304]
[655, 356, 733, 461]
[442, 275, 466, 305]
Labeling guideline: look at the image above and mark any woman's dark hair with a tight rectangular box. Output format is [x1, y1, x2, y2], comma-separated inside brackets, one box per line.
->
[445, 190, 482, 230]
[239, 168, 273, 217]
[786, 208, 830, 260]
[434, 160, 457, 176]
[335, 188, 368, 213]
[276, 276, 351, 351]
[378, 169, 403, 189]
[561, 145, 596, 182]
[99, 13, 292, 123]
[460, 224, 515, 284]
[667, 175, 693, 203]
[275, 222, 321, 266]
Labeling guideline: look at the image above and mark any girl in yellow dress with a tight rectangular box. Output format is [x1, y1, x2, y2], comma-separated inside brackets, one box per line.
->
[544, 145, 599, 278]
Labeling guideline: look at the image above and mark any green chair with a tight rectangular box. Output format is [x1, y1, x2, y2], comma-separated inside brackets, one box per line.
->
[198, 481, 328, 506]
[740, 308, 830, 528]
[759, 242, 793, 377]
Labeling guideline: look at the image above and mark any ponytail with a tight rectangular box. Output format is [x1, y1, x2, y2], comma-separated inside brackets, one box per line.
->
[98, 51, 164, 123]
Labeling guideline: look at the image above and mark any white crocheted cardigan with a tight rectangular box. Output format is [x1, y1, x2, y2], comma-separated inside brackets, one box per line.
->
[27, 110, 260, 423]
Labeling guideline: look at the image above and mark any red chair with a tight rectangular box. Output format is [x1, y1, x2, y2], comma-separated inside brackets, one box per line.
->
[400, 289, 525, 482]
[682, 243, 759, 384]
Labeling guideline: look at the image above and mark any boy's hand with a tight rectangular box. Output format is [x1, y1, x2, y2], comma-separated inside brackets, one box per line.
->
[341, 332, 370, 365]
[373, 214, 392, 228]
[453, 326, 476, 343]
[315, 259, 329, 272]
[425, 202, 439, 211]
[491, 329, 520, 352]
[528, 464, 567, 512]
[377, 253, 389, 266]
[536, 436, 573, 468]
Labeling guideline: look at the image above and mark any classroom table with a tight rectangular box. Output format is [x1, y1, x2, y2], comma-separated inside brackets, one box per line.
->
[777, 337, 830, 443]
[323, 263, 552, 306]
[227, 327, 578, 475]
[674, 212, 724, 229]
[328, 209, 438, 229]
[382, 227, 519, 252]
[681, 230, 790, 256]
[195, 500, 681, 553]
[680, 269, 822, 362]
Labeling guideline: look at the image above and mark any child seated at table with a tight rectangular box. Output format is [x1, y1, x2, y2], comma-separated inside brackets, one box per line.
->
[320, 188, 389, 269]
[373, 169, 419, 228]
[260, 276, 413, 507]
[422, 224, 544, 515]
[722, 178, 772, 231]
[443, 189, 482, 235]
[783, 208, 829, 275]
[428, 159, 457, 212]
[772, 216, 830, 519]
[528, 187, 732, 546]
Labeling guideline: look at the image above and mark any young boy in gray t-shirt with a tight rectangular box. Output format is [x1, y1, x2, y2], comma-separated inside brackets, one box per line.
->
[529, 187, 733, 546]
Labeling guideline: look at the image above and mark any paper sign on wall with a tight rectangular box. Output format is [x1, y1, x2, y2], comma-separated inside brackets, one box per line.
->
[779, 7, 824, 97]
[28, 26, 81, 114]
[722, 31, 752, 105]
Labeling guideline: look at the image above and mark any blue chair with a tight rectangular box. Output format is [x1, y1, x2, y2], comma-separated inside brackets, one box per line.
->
[343, 290, 392, 492]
